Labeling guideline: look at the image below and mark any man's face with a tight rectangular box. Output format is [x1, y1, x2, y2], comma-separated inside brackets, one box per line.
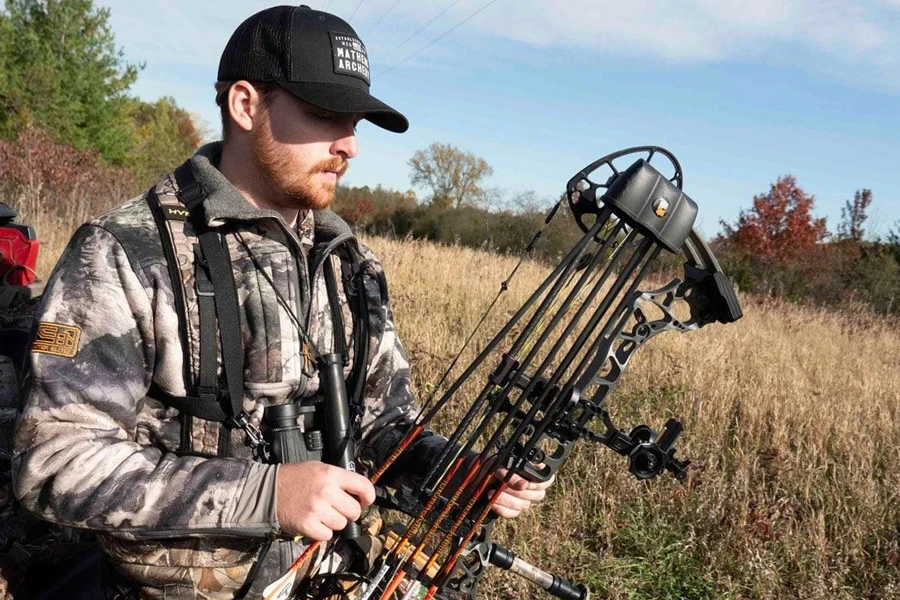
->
[250, 88, 360, 212]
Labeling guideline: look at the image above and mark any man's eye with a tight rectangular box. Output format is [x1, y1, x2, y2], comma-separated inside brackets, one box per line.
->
[312, 110, 360, 131]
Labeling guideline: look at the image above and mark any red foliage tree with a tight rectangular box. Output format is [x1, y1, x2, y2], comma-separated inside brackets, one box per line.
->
[341, 195, 376, 227]
[0, 125, 134, 207]
[721, 175, 829, 268]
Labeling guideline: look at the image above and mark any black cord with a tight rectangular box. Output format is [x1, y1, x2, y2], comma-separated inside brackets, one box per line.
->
[232, 230, 322, 371]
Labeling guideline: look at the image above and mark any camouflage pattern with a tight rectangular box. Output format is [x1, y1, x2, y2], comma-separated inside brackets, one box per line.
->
[10, 143, 432, 599]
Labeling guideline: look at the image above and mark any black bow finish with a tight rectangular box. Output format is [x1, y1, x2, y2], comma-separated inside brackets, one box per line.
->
[275, 147, 743, 600]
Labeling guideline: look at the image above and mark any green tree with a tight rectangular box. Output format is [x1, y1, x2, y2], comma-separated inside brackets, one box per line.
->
[855, 245, 900, 315]
[408, 142, 493, 209]
[0, 0, 141, 163]
[124, 97, 202, 187]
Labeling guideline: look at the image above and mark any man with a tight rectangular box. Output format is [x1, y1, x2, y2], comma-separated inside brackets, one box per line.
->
[12, 5, 550, 599]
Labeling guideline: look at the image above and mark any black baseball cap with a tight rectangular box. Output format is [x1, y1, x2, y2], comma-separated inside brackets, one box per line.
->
[218, 4, 408, 133]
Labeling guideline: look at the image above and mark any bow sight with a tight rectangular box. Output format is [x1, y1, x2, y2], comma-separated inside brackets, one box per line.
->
[274, 147, 742, 600]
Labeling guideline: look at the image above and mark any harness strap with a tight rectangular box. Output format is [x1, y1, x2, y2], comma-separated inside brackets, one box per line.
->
[193, 244, 219, 409]
[146, 185, 196, 450]
[171, 162, 246, 426]
[145, 161, 251, 437]
[172, 162, 205, 211]
[344, 258, 370, 422]
[195, 228, 244, 423]
[147, 382, 228, 421]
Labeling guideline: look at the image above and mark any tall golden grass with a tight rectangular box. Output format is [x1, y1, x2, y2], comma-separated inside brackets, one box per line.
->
[15, 201, 900, 598]
[364, 235, 900, 600]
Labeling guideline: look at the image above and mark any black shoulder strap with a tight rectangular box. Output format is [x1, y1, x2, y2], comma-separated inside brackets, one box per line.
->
[171, 162, 246, 425]
[146, 183, 204, 451]
[315, 245, 370, 428]
[145, 162, 251, 438]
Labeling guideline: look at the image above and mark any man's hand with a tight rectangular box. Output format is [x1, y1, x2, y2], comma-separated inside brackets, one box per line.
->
[492, 469, 555, 519]
[276, 461, 376, 540]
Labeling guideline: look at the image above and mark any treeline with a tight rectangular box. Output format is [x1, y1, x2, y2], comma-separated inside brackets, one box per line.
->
[3, 1, 896, 318]
[0, 0, 203, 275]
[332, 184, 588, 264]
[0, 0, 201, 195]
[715, 176, 899, 316]
[334, 175, 900, 318]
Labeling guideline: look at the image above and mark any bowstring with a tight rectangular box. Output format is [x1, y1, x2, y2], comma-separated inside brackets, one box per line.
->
[417, 199, 564, 411]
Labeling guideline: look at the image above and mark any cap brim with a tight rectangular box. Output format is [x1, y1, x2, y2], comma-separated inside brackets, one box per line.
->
[277, 81, 408, 133]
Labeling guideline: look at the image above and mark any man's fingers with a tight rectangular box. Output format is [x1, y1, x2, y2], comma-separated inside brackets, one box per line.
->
[332, 490, 363, 522]
[339, 470, 376, 507]
[530, 473, 555, 491]
[492, 490, 533, 518]
[497, 469, 556, 492]
[501, 487, 547, 502]
[488, 469, 556, 519]
[305, 521, 335, 542]
[494, 491, 531, 512]
[320, 507, 349, 533]
[507, 474, 530, 491]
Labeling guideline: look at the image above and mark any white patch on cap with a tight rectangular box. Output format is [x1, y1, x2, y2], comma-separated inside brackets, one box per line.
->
[330, 32, 370, 85]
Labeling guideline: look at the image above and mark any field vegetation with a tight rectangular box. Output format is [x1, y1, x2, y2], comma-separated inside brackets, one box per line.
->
[14, 179, 900, 597]
[6, 131, 900, 599]
[365, 235, 900, 600]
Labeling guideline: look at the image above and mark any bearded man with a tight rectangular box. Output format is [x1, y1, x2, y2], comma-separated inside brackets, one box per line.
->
[11, 5, 550, 599]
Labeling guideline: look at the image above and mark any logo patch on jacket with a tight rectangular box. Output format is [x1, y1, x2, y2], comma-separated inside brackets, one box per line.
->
[32, 322, 82, 358]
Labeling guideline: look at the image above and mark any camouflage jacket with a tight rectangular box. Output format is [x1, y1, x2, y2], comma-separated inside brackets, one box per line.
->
[11, 143, 436, 599]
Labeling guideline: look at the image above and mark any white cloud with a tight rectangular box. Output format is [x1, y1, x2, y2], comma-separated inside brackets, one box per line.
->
[102, 0, 900, 67]
[367, 0, 900, 86]
[100, 0, 900, 102]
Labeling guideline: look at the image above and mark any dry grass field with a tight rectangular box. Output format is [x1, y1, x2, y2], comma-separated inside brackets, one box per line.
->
[364, 234, 900, 600]
[17, 206, 900, 599]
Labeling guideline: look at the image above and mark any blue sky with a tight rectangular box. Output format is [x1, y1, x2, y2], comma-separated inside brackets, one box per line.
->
[101, 0, 900, 239]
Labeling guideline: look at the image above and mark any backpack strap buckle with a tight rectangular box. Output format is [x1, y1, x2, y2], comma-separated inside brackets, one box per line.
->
[230, 411, 271, 462]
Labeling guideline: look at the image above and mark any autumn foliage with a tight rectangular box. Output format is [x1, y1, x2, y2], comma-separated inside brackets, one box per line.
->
[0, 126, 137, 275]
[717, 174, 898, 315]
[721, 175, 828, 268]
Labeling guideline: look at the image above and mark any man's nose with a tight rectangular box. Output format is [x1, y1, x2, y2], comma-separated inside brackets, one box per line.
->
[333, 125, 358, 160]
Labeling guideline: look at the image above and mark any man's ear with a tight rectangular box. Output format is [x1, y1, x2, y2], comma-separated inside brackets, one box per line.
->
[227, 81, 264, 133]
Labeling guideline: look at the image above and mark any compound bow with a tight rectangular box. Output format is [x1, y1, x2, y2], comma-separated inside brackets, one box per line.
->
[269, 146, 743, 600]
